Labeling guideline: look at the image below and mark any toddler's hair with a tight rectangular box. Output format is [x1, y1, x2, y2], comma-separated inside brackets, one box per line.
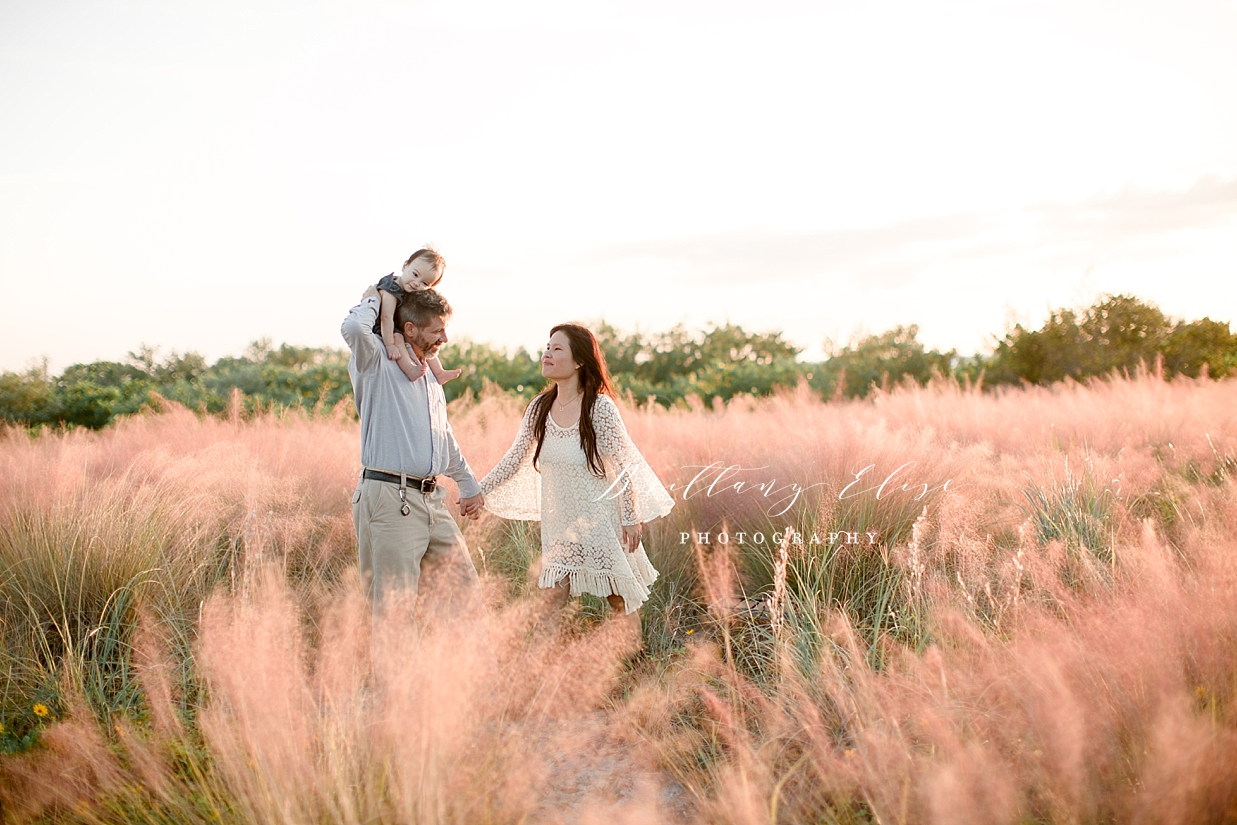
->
[404, 245, 446, 282]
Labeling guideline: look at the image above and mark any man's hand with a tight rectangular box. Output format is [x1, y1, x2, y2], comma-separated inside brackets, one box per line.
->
[362, 284, 378, 301]
[459, 493, 486, 519]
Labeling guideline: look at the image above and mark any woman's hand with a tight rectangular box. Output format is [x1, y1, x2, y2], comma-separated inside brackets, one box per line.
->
[622, 524, 642, 554]
[459, 493, 486, 519]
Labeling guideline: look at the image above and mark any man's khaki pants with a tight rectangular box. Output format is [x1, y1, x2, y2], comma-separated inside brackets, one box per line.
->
[352, 477, 479, 617]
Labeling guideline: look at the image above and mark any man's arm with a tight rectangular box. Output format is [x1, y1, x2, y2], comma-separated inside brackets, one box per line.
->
[440, 420, 483, 501]
[341, 286, 382, 373]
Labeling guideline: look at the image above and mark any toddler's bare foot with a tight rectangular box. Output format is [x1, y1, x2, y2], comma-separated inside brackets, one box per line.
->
[397, 355, 428, 382]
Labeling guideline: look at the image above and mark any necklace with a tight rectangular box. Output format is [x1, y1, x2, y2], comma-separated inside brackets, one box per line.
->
[554, 391, 582, 410]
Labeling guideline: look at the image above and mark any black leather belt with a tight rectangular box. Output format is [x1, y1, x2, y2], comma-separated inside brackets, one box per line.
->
[362, 469, 438, 493]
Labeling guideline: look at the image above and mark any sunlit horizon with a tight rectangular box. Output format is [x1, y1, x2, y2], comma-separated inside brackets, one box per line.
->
[2, 0, 1235, 373]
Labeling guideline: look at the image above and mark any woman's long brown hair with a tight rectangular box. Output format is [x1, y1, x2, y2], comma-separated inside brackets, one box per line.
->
[531, 323, 617, 477]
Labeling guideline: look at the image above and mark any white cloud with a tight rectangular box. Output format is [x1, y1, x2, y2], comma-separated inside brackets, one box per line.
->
[2, 1, 1236, 371]
[587, 176, 1237, 290]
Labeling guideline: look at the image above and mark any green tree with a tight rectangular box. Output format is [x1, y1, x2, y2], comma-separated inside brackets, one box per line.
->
[190, 342, 351, 413]
[1161, 317, 1237, 378]
[53, 361, 154, 427]
[593, 321, 803, 406]
[986, 294, 1237, 385]
[437, 340, 544, 403]
[0, 361, 56, 426]
[811, 325, 956, 399]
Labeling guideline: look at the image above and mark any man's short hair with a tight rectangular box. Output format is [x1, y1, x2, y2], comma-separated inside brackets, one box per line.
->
[396, 287, 452, 330]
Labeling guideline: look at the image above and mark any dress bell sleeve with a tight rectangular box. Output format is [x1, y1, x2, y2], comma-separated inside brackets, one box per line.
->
[593, 396, 675, 526]
[479, 401, 543, 521]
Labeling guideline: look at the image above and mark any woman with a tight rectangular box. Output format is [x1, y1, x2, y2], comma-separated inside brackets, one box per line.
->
[480, 323, 674, 634]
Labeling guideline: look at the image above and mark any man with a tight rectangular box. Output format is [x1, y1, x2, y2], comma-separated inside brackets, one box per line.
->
[341, 284, 485, 615]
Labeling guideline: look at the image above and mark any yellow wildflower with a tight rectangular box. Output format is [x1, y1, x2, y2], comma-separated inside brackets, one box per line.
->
[686, 628, 694, 635]
[0, 721, 5, 734]
[32, 703, 50, 718]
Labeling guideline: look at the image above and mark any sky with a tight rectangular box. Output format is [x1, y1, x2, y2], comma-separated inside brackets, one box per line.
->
[2, 0, 1236, 373]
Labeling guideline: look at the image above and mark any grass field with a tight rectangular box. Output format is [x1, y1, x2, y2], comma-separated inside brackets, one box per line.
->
[2, 369, 1237, 823]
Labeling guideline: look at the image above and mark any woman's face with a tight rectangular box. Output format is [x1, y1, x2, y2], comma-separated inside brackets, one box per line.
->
[542, 331, 580, 380]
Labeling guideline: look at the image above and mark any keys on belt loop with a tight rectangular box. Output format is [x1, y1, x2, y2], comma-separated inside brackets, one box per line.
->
[399, 473, 411, 516]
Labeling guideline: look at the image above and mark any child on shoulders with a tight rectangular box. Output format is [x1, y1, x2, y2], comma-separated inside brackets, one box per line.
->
[373, 246, 461, 385]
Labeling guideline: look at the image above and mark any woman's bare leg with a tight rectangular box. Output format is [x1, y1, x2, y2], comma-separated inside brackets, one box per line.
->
[545, 578, 572, 610]
[534, 578, 572, 637]
[605, 594, 642, 648]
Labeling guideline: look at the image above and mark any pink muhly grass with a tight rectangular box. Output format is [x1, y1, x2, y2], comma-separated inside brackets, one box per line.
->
[188, 566, 671, 825]
[2, 372, 1237, 822]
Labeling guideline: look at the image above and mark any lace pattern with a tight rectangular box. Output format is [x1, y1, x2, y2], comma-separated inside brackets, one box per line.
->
[480, 395, 675, 612]
[477, 402, 542, 520]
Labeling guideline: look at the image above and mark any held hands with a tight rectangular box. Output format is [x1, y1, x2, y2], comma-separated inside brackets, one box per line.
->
[459, 493, 485, 520]
[362, 284, 378, 301]
[621, 524, 643, 554]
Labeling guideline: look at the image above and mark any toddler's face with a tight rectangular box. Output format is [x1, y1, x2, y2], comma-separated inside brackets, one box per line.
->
[399, 258, 442, 291]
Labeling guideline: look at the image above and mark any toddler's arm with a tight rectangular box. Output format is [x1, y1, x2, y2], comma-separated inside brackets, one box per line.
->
[379, 291, 403, 361]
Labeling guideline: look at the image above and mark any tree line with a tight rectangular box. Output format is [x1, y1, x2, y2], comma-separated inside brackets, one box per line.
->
[2, 294, 1234, 430]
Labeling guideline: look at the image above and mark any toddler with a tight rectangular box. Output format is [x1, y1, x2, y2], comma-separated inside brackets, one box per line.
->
[373, 246, 461, 385]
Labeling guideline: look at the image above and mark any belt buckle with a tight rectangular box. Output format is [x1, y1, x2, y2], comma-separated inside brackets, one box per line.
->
[418, 477, 437, 494]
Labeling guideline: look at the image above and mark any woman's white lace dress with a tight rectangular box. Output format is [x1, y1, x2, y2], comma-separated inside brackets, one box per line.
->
[480, 395, 675, 613]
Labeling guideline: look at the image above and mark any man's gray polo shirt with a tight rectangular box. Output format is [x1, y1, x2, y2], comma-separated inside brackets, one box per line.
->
[340, 295, 481, 498]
